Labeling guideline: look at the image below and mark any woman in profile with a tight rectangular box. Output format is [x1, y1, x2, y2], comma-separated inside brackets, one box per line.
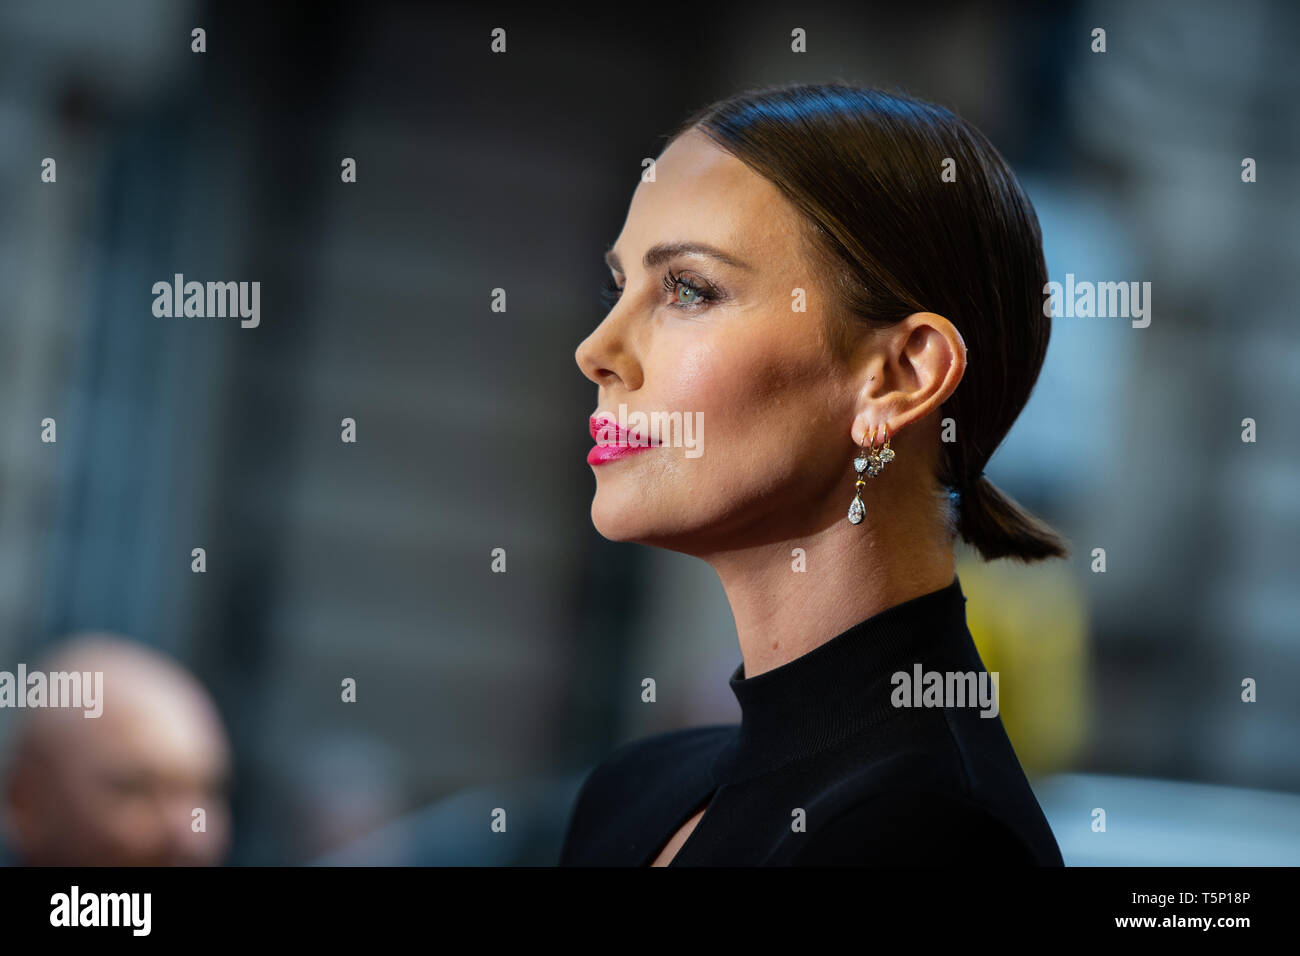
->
[562, 82, 1067, 866]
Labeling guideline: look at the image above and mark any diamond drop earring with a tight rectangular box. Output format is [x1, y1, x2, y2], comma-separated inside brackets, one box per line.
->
[847, 425, 873, 525]
[847, 423, 895, 525]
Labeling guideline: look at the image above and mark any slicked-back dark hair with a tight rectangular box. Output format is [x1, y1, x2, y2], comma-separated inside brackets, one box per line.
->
[669, 82, 1068, 562]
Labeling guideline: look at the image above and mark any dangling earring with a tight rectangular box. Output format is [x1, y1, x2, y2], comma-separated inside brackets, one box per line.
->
[876, 422, 895, 470]
[847, 425, 873, 525]
[847, 423, 895, 526]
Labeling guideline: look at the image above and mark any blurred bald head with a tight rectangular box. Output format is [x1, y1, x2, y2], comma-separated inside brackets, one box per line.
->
[2, 633, 232, 866]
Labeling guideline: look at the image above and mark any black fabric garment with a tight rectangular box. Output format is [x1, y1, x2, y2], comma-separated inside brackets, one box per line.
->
[558, 575, 1065, 866]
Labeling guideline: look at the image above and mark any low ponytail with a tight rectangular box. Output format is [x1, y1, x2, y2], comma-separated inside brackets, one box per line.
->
[955, 476, 1069, 562]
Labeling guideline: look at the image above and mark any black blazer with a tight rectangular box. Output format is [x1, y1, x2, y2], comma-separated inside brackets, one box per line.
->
[559, 576, 1065, 865]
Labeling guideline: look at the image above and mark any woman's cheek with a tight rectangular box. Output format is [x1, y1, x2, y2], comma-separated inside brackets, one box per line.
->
[656, 331, 753, 419]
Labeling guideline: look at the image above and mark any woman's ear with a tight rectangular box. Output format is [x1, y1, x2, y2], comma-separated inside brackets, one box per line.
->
[853, 312, 966, 439]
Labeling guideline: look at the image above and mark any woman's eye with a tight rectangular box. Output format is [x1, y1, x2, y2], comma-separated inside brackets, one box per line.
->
[662, 269, 717, 309]
[599, 278, 622, 309]
[674, 281, 701, 304]
[600, 269, 720, 312]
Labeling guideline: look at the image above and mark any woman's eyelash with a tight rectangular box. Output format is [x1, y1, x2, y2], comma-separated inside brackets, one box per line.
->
[599, 269, 720, 310]
[599, 276, 622, 309]
[661, 268, 717, 307]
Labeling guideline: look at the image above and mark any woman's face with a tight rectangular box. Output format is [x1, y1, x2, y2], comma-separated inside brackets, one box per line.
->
[575, 128, 865, 554]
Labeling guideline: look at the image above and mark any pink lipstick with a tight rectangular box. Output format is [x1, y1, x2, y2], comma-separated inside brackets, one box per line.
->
[588, 414, 660, 466]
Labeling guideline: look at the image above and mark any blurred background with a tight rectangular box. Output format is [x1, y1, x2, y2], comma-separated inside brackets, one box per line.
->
[0, 0, 1297, 865]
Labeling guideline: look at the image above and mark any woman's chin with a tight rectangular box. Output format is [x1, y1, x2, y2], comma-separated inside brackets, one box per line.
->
[590, 502, 648, 543]
[590, 495, 683, 545]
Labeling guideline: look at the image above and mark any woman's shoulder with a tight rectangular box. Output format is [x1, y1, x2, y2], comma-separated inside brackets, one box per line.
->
[772, 743, 1063, 865]
[571, 723, 734, 803]
[788, 784, 1046, 865]
[559, 724, 735, 864]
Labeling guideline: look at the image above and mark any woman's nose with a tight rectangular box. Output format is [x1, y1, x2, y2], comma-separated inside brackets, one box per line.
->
[575, 313, 639, 390]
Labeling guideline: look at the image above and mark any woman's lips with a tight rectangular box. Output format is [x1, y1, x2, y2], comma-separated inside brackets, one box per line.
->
[587, 415, 660, 466]
[587, 442, 658, 465]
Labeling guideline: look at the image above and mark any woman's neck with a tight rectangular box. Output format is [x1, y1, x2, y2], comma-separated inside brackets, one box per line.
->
[702, 491, 955, 679]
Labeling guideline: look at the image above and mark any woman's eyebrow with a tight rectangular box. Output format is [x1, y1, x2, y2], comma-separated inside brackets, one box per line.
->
[604, 240, 755, 274]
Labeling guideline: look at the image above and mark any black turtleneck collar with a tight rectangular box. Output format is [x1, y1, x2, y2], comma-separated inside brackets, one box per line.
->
[713, 575, 972, 784]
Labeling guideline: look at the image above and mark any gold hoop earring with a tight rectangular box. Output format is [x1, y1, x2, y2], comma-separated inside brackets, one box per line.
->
[877, 423, 895, 470]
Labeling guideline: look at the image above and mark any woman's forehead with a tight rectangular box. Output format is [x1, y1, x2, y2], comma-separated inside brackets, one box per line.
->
[616, 133, 802, 266]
